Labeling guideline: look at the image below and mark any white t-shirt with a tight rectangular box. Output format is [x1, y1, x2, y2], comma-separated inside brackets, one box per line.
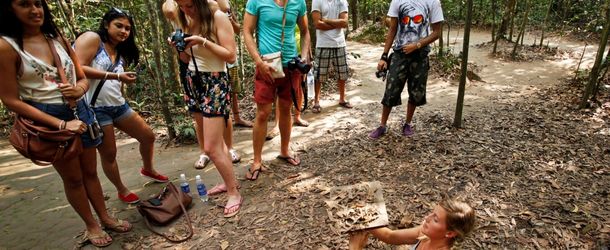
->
[387, 0, 444, 51]
[312, 0, 349, 48]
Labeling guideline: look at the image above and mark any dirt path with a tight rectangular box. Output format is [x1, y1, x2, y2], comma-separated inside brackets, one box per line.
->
[1, 30, 608, 249]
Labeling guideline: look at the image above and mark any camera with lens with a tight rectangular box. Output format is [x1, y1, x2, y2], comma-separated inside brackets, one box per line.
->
[88, 120, 103, 140]
[171, 29, 191, 52]
[287, 56, 311, 74]
[375, 69, 388, 79]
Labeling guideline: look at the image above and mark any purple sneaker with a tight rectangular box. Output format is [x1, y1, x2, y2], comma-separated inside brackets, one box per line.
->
[402, 123, 414, 136]
[368, 126, 387, 139]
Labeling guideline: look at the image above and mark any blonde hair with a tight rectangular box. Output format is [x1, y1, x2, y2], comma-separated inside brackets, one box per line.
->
[178, 0, 218, 39]
[439, 199, 476, 244]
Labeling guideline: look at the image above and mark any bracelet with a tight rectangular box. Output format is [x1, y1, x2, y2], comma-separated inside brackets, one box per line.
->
[116, 73, 121, 81]
[202, 38, 208, 48]
[416, 42, 422, 49]
[58, 120, 66, 130]
[77, 85, 86, 94]
[104, 72, 109, 80]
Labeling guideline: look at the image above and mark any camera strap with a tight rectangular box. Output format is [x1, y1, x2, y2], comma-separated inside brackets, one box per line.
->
[90, 56, 120, 107]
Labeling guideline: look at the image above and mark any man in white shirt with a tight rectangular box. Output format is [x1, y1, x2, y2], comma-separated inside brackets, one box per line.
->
[311, 0, 351, 113]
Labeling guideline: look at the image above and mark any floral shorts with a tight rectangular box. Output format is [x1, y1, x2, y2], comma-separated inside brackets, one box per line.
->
[186, 70, 231, 118]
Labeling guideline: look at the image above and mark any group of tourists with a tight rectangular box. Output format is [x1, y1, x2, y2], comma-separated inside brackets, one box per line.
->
[0, 0, 476, 248]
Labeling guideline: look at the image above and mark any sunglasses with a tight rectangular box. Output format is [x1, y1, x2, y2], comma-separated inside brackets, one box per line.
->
[110, 7, 131, 17]
[401, 14, 424, 25]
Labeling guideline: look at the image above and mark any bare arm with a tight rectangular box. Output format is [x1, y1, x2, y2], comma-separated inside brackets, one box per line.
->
[73, 32, 127, 82]
[243, 12, 262, 66]
[311, 11, 335, 31]
[297, 14, 311, 62]
[377, 17, 398, 71]
[370, 226, 422, 245]
[322, 11, 349, 29]
[0, 39, 77, 130]
[185, 10, 236, 63]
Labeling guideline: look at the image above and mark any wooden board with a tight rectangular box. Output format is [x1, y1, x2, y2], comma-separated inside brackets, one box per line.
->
[325, 181, 389, 233]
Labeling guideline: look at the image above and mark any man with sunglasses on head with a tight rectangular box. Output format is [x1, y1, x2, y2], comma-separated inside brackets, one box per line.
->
[368, 0, 444, 139]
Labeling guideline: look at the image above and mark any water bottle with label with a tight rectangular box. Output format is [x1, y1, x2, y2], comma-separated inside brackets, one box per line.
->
[179, 173, 190, 195]
[307, 68, 315, 99]
[195, 175, 208, 202]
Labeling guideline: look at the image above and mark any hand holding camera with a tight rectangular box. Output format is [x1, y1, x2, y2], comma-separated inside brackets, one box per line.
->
[170, 29, 191, 52]
[287, 56, 311, 74]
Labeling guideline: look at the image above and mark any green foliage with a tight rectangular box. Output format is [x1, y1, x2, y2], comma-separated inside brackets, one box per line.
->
[351, 23, 388, 44]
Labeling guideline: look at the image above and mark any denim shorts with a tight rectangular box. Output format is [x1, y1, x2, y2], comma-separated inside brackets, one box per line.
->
[92, 102, 134, 126]
[27, 99, 102, 148]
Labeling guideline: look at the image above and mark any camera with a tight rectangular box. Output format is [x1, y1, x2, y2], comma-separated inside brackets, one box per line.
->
[287, 56, 311, 74]
[87, 120, 103, 140]
[171, 29, 191, 52]
[375, 69, 388, 79]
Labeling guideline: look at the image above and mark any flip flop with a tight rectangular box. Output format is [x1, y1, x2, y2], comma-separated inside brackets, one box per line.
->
[80, 230, 112, 248]
[102, 219, 132, 233]
[194, 154, 210, 169]
[294, 119, 310, 127]
[208, 183, 242, 196]
[339, 102, 353, 108]
[223, 197, 243, 218]
[276, 154, 301, 166]
[312, 104, 321, 113]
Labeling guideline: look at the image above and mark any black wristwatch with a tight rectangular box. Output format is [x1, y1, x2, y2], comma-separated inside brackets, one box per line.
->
[380, 52, 389, 62]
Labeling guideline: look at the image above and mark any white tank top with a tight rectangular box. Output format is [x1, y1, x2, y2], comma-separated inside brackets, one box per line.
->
[2, 36, 77, 104]
[79, 39, 125, 107]
[186, 30, 226, 73]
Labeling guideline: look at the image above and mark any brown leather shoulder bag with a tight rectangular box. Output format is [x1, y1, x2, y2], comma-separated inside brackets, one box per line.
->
[137, 182, 194, 243]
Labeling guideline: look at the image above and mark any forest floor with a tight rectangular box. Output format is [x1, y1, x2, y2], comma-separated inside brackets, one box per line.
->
[0, 29, 609, 249]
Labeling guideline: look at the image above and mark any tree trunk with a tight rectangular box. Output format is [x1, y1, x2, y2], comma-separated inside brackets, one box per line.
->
[350, 0, 359, 31]
[307, 0, 316, 47]
[581, 0, 610, 108]
[508, 0, 517, 42]
[498, 0, 516, 38]
[492, 0, 496, 41]
[438, 24, 444, 58]
[454, 0, 473, 128]
[54, 0, 76, 39]
[540, 0, 553, 47]
[512, 0, 529, 60]
[146, 0, 176, 139]
[155, 0, 181, 96]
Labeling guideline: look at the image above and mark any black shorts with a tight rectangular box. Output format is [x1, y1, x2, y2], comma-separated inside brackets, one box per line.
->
[381, 49, 430, 107]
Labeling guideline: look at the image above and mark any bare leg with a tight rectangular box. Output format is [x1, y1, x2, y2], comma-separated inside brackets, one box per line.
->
[405, 103, 416, 124]
[54, 156, 111, 246]
[97, 125, 130, 196]
[231, 92, 252, 127]
[203, 116, 241, 215]
[381, 105, 392, 127]
[114, 113, 160, 176]
[338, 79, 347, 103]
[294, 77, 308, 126]
[223, 116, 234, 149]
[253, 102, 272, 167]
[193, 112, 205, 154]
[277, 98, 293, 157]
[266, 98, 280, 139]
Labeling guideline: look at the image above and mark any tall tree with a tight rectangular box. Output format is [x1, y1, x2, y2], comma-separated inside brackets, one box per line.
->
[350, 0, 358, 31]
[145, 0, 176, 139]
[581, 0, 610, 108]
[454, 0, 473, 128]
[511, 0, 529, 59]
[539, 0, 553, 47]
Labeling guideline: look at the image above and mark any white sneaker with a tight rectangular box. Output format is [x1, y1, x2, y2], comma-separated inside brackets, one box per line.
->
[229, 149, 241, 163]
[194, 154, 210, 169]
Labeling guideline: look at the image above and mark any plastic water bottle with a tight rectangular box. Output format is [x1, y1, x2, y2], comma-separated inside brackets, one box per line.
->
[195, 175, 208, 202]
[307, 69, 315, 98]
[179, 174, 190, 195]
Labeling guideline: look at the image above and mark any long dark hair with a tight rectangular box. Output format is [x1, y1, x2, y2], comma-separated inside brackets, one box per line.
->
[0, 0, 61, 49]
[97, 8, 139, 67]
[178, 0, 215, 40]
